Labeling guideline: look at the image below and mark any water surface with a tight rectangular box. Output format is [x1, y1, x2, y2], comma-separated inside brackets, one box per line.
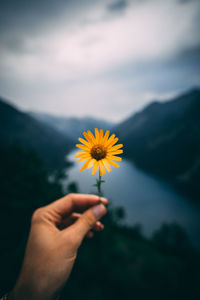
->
[64, 150, 200, 249]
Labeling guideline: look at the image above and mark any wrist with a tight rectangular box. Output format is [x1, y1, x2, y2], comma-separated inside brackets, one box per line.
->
[9, 280, 58, 300]
[9, 283, 42, 300]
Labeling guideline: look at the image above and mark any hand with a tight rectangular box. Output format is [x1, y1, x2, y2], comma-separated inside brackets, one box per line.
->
[10, 193, 108, 300]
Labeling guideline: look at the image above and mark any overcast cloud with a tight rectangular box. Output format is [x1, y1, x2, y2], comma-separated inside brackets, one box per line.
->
[0, 0, 200, 122]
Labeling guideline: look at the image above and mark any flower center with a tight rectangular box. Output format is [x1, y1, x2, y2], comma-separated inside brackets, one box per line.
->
[90, 144, 107, 161]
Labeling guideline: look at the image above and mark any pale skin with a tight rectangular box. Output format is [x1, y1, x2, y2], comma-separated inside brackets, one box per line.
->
[9, 193, 108, 300]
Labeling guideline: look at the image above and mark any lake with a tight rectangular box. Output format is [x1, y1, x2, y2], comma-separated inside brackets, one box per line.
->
[64, 150, 200, 249]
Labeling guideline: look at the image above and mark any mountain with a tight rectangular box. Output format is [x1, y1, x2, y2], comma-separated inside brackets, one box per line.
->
[115, 88, 200, 200]
[30, 112, 114, 141]
[0, 98, 73, 170]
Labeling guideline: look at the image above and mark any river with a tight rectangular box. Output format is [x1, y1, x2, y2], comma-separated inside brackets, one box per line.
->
[64, 150, 200, 249]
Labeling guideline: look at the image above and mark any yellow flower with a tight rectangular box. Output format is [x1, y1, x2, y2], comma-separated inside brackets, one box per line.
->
[75, 128, 123, 176]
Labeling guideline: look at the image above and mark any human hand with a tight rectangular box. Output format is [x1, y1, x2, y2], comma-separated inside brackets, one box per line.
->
[10, 193, 108, 300]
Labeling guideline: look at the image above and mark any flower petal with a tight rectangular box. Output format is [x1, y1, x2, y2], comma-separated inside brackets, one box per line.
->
[75, 151, 89, 157]
[83, 131, 94, 147]
[75, 151, 90, 157]
[80, 159, 91, 171]
[95, 128, 100, 143]
[107, 138, 119, 148]
[74, 151, 85, 156]
[87, 158, 95, 169]
[78, 137, 90, 147]
[102, 159, 111, 172]
[99, 160, 106, 176]
[107, 155, 122, 161]
[99, 129, 104, 144]
[77, 157, 89, 162]
[108, 144, 123, 151]
[82, 131, 90, 142]
[105, 134, 115, 146]
[75, 155, 91, 160]
[76, 144, 90, 150]
[92, 160, 99, 176]
[108, 150, 123, 155]
[103, 130, 110, 143]
[107, 159, 120, 168]
[87, 130, 96, 144]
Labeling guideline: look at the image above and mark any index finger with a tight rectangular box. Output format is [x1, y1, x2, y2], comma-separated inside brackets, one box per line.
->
[47, 193, 108, 218]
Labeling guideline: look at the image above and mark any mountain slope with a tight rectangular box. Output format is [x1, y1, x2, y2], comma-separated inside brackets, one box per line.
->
[30, 112, 114, 141]
[0, 98, 73, 169]
[115, 88, 200, 199]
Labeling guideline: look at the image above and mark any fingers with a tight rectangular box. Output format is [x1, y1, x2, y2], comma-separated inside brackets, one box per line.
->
[47, 193, 108, 219]
[86, 221, 104, 238]
[86, 231, 94, 238]
[59, 212, 80, 229]
[95, 221, 104, 231]
[59, 213, 104, 232]
[70, 203, 107, 243]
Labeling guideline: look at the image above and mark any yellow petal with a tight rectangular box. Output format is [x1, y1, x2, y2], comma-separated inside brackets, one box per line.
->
[87, 130, 96, 144]
[108, 144, 123, 151]
[99, 129, 104, 143]
[107, 138, 119, 148]
[77, 157, 89, 162]
[107, 155, 122, 161]
[108, 150, 123, 155]
[105, 134, 115, 146]
[75, 151, 89, 157]
[92, 160, 99, 176]
[75, 154, 90, 158]
[74, 151, 85, 156]
[75, 151, 90, 157]
[75, 155, 91, 160]
[99, 160, 106, 176]
[87, 159, 95, 169]
[95, 128, 100, 143]
[76, 144, 89, 150]
[102, 159, 111, 172]
[80, 159, 91, 171]
[103, 130, 110, 143]
[78, 137, 90, 147]
[83, 131, 94, 145]
[107, 159, 120, 168]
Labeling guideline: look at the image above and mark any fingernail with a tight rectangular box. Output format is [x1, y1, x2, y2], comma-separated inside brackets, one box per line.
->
[99, 197, 108, 205]
[93, 204, 107, 218]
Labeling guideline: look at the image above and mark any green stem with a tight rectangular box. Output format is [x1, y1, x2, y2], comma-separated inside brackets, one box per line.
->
[98, 171, 102, 198]
[93, 169, 105, 201]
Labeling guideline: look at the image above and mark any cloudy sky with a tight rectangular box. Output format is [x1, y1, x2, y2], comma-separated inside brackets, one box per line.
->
[0, 0, 200, 122]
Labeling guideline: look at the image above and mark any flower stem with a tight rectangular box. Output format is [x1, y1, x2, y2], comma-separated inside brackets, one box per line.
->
[93, 170, 105, 200]
[98, 171, 102, 197]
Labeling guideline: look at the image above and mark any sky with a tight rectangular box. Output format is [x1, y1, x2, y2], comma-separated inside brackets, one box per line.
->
[0, 0, 200, 122]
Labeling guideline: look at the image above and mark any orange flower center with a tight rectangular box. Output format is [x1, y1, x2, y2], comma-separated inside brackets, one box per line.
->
[90, 144, 107, 161]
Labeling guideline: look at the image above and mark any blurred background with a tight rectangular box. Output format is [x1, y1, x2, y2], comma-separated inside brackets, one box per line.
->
[0, 0, 200, 299]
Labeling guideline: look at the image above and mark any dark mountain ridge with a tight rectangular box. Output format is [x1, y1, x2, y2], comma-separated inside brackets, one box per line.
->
[115, 88, 200, 201]
[0, 98, 73, 170]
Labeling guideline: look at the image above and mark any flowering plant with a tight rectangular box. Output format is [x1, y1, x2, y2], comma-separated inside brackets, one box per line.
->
[75, 128, 123, 197]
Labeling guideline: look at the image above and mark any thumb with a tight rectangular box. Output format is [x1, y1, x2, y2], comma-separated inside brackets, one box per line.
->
[72, 203, 107, 241]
